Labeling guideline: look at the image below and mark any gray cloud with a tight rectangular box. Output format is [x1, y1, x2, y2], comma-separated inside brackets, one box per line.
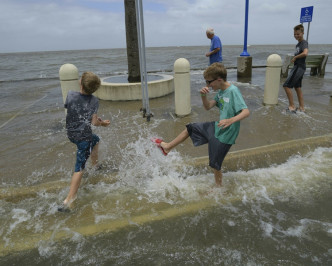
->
[0, 0, 330, 53]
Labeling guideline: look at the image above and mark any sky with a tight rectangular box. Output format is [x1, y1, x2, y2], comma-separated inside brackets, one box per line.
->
[0, 0, 331, 53]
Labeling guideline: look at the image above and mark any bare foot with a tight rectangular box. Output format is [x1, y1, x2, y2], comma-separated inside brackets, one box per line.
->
[286, 107, 296, 114]
[160, 142, 170, 154]
[63, 195, 77, 208]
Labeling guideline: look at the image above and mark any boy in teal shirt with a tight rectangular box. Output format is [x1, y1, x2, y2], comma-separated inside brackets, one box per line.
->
[153, 63, 249, 186]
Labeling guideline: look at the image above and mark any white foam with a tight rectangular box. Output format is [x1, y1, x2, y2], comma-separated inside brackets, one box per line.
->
[9, 208, 31, 233]
[284, 224, 305, 237]
[260, 221, 274, 237]
[38, 241, 57, 258]
[282, 218, 332, 238]
[111, 140, 332, 211]
[227, 220, 236, 226]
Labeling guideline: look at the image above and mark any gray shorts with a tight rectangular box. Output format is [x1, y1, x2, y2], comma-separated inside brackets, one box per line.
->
[186, 122, 232, 171]
[283, 64, 305, 89]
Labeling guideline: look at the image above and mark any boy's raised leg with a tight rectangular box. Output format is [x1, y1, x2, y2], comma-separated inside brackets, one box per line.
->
[161, 129, 190, 154]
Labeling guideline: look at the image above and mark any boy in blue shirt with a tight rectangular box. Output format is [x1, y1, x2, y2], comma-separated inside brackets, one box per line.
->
[58, 72, 110, 212]
[153, 63, 249, 186]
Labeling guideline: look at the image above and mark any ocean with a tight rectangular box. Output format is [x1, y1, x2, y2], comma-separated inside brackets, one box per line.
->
[0, 45, 332, 265]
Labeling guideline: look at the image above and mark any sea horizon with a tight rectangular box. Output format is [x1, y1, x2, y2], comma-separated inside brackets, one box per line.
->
[1, 43, 331, 55]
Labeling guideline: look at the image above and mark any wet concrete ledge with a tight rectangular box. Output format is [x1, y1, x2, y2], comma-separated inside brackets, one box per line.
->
[1, 133, 332, 202]
[192, 133, 332, 173]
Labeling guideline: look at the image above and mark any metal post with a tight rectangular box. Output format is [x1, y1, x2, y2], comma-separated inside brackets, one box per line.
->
[135, 0, 152, 121]
[240, 0, 250, 56]
[306, 22, 310, 42]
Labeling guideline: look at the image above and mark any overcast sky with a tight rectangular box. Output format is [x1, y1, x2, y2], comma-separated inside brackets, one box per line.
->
[0, 0, 330, 53]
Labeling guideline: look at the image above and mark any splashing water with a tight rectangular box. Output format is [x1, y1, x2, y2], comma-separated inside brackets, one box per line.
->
[1, 133, 332, 265]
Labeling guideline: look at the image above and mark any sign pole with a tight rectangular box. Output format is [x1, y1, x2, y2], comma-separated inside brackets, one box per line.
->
[300, 6, 313, 42]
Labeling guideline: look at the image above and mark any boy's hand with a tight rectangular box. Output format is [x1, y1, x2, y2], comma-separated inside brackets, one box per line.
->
[101, 119, 110, 127]
[97, 117, 110, 127]
[218, 118, 232, 129]
[200, 87, 210, 95]
[200, 86, 217, 110]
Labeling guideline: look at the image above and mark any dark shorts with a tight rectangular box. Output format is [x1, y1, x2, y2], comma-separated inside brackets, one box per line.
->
[283, 64, 305, 89]
[70, 134, 100, 172]
[186, 122, 232, 171]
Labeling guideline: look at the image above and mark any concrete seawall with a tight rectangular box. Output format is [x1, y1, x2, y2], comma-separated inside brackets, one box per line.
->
[192, 133, 332, 172]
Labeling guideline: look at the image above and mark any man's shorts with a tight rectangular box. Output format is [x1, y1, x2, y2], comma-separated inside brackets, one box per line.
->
[283, 64, 305, 89]
[70, 134, 100, 172]
[186, 122, 232, 171]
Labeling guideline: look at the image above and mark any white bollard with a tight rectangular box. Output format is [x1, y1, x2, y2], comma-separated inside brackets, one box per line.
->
[263, 54, 282, 105]
[174, 58, 191, 116]
[59, 64, 80, 105]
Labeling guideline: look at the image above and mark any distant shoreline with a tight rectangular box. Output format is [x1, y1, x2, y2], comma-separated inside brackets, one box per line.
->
[1, 43, 332, 55]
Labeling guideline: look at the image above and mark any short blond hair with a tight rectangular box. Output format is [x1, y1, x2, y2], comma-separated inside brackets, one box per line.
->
[204, 62, 227, 81]
[81, 72, 101, 94]
[294, 24, 304, 33]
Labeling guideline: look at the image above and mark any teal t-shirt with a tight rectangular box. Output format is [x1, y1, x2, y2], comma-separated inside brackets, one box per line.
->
[214, 84, 247, 144]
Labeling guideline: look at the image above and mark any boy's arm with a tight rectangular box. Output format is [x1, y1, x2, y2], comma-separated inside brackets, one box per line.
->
[217, 108, 250, 128]
[291, 48, 308, 63]
[200, 87, 217, 110]
[91, 114, 110, 127]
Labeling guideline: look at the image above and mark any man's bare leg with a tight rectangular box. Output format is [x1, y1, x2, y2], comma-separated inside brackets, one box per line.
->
[161, 129, 189, 154]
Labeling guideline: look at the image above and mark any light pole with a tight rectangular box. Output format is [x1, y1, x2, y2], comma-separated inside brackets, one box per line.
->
[237, 0, 252, 78]
[240, 0, 250, 56]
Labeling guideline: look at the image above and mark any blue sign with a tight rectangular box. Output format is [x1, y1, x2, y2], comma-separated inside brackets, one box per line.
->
[300, 6, 313, 23]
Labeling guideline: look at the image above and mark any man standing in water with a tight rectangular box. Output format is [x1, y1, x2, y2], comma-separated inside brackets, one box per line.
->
[152, 63, 249, 187]
[205, 28, 222, 65]
[283, 24, 308, 113]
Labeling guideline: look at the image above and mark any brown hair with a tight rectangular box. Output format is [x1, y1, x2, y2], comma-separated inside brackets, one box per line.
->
[294, 24, 304, 33]
[203, 62, 227, 81]
[81, 72, 101, 94]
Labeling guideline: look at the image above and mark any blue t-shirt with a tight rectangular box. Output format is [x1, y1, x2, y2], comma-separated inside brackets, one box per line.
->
[210, 35, 222, 65]
[65, 91, 99, 142]
[214, 84, 247, 144]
